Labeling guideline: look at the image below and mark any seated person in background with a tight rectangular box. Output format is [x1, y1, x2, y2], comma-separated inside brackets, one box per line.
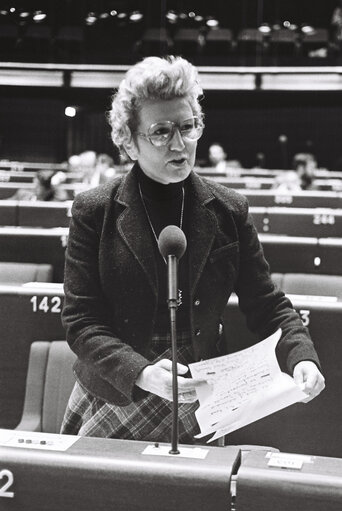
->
[95, 153, 117, 182]
[208, 143, 242, 176]
[73, 151, 117, 193]
[78, 150, 98, 187]
[272, 153, 318, 193]
[11, 170, 68, 201]
[293, 153, 318, 191]
[68, 154, 82, 173]
[271, 171, 302, 193]
[331, 0, 342, 52]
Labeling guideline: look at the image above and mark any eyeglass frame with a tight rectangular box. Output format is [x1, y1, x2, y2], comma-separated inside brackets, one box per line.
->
[136, 115, 204, 147]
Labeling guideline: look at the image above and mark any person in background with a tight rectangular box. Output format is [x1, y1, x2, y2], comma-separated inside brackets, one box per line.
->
[272, 153, 318, 193]
[271, 170, 302, 193]
[60, 55, 324, 444]
[67, 154, 82, 173]
[10, 169, 68, 201]
[208, 143, 242, 176]
[78, 150, 98, 187]
[331, 0, 342, 54]
[95, 153, 117, 183]
[293, 153, 318, 191]
[71, 151, 117, 193]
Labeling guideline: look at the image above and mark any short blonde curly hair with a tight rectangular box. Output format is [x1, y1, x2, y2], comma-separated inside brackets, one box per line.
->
[107, 55, 204, 152]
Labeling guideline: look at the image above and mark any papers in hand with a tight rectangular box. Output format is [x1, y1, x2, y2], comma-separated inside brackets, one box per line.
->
[189, 328, 307, 443]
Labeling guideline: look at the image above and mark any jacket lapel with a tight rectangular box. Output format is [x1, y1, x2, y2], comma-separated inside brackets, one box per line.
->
[114, 168, 217, 299]
[187, 172, 217, 296]
[115, 169, 158, 296]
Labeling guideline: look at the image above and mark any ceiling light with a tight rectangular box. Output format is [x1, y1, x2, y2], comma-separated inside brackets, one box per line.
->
[166, 10, 177, 24]
[129, 10, 143, 23]
[301, 24, 315, 34]
[32, 10, 46, 22]
[85, 12, 97, 25]
[65, 106, 76, 118]
[258, 23, 271, 34]
[206, 17, 219, 28]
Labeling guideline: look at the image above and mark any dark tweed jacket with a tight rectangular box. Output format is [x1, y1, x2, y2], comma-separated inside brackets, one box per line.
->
[62, 166, 320, 406]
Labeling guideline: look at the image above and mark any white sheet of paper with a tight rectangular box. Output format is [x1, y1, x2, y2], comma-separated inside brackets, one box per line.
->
[189, 328, 307, 442]
[0, 429, 79, 451]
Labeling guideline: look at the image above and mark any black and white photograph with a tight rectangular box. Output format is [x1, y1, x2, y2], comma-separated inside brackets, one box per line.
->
[0, 1, 340, 510]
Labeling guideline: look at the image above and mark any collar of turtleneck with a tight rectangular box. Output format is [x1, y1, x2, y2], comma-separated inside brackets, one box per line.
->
[135, 163, 185, 201]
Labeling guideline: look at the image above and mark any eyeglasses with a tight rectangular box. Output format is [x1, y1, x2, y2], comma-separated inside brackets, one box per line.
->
[137, 116, 204, 147]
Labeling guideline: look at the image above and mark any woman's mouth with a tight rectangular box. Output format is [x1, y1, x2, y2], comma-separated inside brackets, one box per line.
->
[168, 157, 187, 166]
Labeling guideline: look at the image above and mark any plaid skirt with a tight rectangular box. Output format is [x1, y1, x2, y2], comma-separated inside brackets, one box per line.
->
[60, 331, 201, 444]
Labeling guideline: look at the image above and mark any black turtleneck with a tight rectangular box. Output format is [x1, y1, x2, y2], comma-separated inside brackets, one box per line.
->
[135, 164, 191, 333]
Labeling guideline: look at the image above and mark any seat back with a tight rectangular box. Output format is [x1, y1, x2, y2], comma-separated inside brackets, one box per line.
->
[0, 261, 53, 283]
[271, 272, 342, 299]
[42, 341, 77, 433]
[16, 341, 77, 433]
[282, 273, 342, 299]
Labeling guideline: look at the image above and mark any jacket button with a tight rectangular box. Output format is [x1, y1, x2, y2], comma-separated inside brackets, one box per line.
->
[194, 299, 200, 306]
[195, 328, 201, 336]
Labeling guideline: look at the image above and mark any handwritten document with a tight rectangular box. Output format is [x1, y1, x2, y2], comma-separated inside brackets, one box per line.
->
[189, 328, 307, 443]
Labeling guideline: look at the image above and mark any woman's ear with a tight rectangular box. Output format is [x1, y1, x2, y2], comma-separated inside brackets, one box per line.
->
[122, 126, 139, 161]
[123, 138, 139, 161]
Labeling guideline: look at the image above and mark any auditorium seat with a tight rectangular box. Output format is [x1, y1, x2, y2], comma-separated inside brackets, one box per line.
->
[272, 272, 342, 299]
[236, 28, 265, 61]
[301, 28, 330, 56]
[0, 262, 53, 284]
[269, 28, 299, 60]
[203, 28, 234, 58]
[0, 283, 65, 428]
[16, 341, 76, 433]
[173, 28, 202, 57]
[139, 27, 172, 56]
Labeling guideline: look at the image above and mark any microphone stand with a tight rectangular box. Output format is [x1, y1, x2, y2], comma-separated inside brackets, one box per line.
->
[167, 254, 180, 455]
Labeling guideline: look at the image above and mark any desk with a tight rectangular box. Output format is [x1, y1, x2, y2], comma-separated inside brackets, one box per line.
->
[0, 226, 68, 282]
[0, 433, 238, 511]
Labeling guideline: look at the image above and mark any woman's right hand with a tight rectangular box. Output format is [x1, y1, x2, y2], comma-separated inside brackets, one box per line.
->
[135, 359, 206, 402]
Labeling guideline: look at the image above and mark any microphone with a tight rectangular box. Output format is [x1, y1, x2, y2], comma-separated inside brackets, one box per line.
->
[158, 225, 187, 454]
[158, 225, 187, 307]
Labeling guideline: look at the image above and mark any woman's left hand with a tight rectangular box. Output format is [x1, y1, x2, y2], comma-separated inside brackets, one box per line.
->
[293, 360, 325, 402]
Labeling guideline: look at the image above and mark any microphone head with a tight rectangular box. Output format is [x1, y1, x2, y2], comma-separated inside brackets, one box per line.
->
[158, 225, 187, 259]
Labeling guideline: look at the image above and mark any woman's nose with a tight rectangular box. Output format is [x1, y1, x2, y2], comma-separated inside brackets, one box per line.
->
[169, 127, 185, 151]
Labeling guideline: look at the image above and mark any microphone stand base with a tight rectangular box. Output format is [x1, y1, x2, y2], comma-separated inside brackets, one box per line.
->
[142, 444, 209, 459]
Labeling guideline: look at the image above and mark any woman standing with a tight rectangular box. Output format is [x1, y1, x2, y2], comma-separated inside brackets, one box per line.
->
[61, 56, 324, 443]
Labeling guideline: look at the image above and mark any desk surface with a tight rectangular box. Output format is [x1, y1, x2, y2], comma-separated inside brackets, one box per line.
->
[0, 431, 239, 511]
